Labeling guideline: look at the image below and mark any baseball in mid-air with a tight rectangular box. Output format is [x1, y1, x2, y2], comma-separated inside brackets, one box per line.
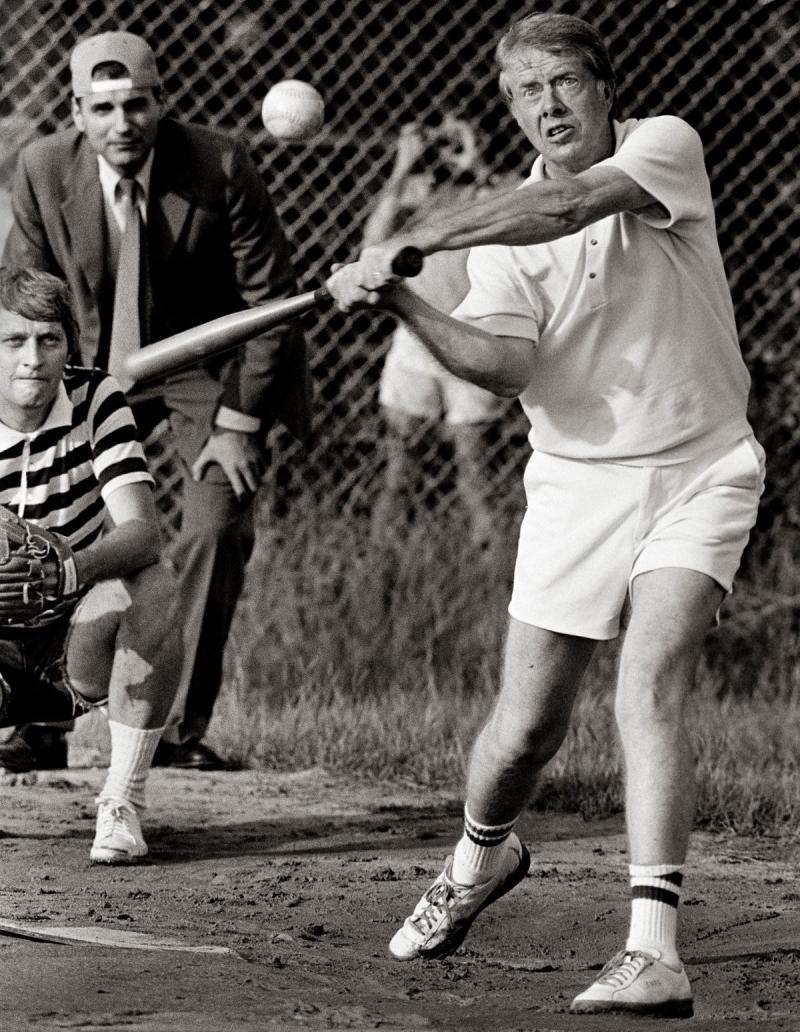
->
[261, 79, 325, 142]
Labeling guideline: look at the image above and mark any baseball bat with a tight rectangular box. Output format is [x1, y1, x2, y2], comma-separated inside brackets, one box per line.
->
[124, 246, 424, 385]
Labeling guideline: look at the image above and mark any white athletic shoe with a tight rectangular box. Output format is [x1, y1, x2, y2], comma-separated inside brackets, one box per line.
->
[570, 948, 693, 1017]
[389, 832, 530, 961]
[90, 798, 148, 865]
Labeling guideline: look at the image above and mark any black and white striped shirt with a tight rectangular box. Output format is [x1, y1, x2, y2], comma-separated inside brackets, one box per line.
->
[0, 367, 154, 551]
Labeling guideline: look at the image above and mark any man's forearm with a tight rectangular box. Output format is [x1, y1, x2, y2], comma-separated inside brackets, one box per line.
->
[401, 179, 587, 254]
[75, 520, 161, 587]
[387, 287, 535, 397]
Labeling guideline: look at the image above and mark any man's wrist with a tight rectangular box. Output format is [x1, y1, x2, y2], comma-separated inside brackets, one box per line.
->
[215, 406, 261, 434]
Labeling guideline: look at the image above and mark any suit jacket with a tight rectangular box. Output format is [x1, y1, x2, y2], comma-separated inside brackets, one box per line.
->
[3, 118, 312, 452]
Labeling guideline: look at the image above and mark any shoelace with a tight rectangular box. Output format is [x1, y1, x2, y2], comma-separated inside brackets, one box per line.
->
[595, 950, 654, 988]
[411, 876, 468, 934]
[96, 800, 135, 840]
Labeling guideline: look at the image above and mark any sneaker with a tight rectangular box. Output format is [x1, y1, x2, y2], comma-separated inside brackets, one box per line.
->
[389, 832, 530, 961]
[570, 948, 693, 1017]
[90, 798, 148, 865]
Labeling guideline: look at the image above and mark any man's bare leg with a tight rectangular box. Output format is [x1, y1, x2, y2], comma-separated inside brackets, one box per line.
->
[66, 565, 182, 863]
[390, 618, 596, 960]
[572, 567, 722, 1016]
[465, 618, 597, 824]
[617, 567, 722, 864]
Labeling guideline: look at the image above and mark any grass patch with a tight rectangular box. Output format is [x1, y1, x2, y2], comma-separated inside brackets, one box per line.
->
[206, 508, 799, 840]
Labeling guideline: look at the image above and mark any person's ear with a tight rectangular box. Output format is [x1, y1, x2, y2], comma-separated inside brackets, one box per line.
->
[71, 96, 85, 133]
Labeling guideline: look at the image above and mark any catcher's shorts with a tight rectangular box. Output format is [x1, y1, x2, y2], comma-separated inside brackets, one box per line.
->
[508, 435, 765, 640]
[379, 341, 505, 426]
[0, 579, 131, 726]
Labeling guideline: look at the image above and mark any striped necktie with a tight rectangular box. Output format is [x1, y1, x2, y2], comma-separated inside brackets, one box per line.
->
[108, 177, 144, 391]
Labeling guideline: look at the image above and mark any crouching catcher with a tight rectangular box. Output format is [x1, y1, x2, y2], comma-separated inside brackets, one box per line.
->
[0, 266, 182, 864]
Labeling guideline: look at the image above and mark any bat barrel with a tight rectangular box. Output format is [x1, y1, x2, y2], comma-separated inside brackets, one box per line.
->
[124, 289, 321, 384]
[124, 247, 423, 386]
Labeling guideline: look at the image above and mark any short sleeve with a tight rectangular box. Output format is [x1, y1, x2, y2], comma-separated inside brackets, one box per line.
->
[87, 373, 155, 499]
[452, 244, 543, 343]
[598, 116, 711, 229]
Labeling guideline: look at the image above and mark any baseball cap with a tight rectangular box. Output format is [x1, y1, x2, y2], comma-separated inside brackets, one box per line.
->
[70, 31, 160, 98]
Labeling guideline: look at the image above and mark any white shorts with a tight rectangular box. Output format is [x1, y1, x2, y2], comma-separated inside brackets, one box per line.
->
[379, 341, 505, 426]
[508, 436, 765, 640]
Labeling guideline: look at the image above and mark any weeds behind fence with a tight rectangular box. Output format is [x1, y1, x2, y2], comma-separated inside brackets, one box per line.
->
[211, 506, 799, 840]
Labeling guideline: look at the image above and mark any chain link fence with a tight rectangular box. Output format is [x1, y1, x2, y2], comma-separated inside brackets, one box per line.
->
[1, 0, 798, 534]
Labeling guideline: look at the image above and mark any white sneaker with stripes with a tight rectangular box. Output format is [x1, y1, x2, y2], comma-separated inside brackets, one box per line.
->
[389, 832, 530, 960]
[570, 948, 693, 1017]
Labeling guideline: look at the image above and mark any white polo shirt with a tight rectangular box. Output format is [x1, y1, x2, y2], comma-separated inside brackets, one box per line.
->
[453, 116, 752, 464]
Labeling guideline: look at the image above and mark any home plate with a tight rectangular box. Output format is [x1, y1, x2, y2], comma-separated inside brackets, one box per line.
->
[0, 919, 239, 955]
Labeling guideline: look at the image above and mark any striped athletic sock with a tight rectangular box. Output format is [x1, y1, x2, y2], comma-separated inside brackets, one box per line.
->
[99, 721, 164, 811]
[626, 863, 683, 969]
[450, 806, 518, 885]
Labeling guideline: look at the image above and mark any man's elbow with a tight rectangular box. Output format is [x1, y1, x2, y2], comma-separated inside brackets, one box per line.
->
[476, 366, 531, 398]
[490, 338, 535, 397]
[492, 380, 527, 399]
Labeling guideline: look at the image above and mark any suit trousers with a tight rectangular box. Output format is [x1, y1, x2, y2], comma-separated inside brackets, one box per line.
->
[141, 405, 256, 746]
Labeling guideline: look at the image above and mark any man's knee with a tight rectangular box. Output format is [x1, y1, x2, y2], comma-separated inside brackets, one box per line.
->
[486, 621, 594, 767]
[125, 560, 175, 600]
[481, 702, 568, 770]
[109, 565, 183, 704]
[66, 566, 181, 696]
[120, 564, 183, 659]
[614, 657, 691, 738]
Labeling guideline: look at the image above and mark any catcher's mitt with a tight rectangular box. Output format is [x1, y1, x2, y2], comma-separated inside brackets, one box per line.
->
[0, 504, 81, 628]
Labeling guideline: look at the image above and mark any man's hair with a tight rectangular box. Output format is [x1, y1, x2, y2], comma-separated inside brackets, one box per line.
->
[92, 60, 130, 81]
[76, 60, 161, 102]
[496, 13, 617, 115]
[0, 267, 78, 352]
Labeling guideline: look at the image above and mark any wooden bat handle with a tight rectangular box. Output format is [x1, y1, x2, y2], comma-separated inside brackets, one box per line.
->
[313, 246, 424, 303]
[389, 246, 424, 278]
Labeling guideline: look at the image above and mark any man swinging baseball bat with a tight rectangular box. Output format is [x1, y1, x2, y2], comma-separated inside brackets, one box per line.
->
[124, 247, 423, 385]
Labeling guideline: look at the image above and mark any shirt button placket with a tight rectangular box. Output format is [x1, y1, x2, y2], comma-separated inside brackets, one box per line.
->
[586, 235, 603, 307]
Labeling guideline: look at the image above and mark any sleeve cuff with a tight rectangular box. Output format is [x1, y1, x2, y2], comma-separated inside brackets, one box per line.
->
[215, 406, 261, 434]
[451, 311, 540, 343]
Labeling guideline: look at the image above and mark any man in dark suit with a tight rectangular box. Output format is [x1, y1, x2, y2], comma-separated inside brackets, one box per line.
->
[2, 30, 311, 771]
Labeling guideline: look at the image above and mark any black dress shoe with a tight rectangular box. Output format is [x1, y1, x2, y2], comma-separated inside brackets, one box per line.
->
[0, 726, 69, 773]
[152, 738, 235, 771]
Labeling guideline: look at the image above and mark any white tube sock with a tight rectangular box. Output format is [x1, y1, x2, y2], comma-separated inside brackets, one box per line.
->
[450, 806, 518, 885]
[99, 721, 164, 811]
[626, 863, 683, 969]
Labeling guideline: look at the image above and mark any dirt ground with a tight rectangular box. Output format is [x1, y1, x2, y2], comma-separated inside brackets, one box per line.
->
[0, 757, 798, 1032]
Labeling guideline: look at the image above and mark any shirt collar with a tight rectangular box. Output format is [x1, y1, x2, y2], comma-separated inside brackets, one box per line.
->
[97, 150, 154, 202]
[0, 380, 73, 447]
